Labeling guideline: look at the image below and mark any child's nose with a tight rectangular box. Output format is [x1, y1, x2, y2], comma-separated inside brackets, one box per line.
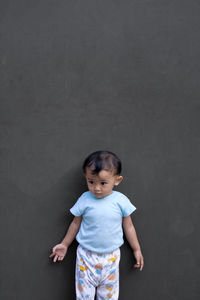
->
[94, 184, 101, 191]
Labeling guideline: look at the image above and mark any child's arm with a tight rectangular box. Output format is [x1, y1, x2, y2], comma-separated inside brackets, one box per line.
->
[61, 216, 82, 247]
[49, 216, 82, 262]
[122, 215, 144, 271]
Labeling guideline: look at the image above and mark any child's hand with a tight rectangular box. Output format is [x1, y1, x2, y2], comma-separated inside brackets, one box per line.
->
[133, 249, 144, 271]
[49, 243, 68, 262]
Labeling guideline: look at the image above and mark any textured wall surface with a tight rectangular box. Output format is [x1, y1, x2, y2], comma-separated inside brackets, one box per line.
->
[0, 1, 199, 300]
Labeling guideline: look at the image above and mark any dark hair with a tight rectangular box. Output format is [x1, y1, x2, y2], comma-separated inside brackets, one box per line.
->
[82, 150, 121, 175]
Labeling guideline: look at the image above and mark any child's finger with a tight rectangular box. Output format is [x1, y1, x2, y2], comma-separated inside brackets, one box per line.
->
[140, 257, 144, 271]
[53, 246, 57, 253]
[134, 262, 140, 268]
[53, 254, 58, 262]
[139, 261, 143, 271]
[49, 252, 55, 258]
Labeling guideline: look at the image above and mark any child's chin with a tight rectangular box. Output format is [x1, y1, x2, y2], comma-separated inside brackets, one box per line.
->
[94, 193, 103, 198]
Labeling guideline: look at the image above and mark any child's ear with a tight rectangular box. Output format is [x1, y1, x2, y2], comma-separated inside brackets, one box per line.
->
[114, 176, 123, 186]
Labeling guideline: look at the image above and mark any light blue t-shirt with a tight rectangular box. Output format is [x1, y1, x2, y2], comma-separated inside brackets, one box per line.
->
[70, 190, 136, 253]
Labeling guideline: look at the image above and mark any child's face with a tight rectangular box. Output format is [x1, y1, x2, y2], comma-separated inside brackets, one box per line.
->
[85, 168, 123, 199]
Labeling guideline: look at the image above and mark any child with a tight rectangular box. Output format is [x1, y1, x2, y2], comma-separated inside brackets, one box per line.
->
[49, 150, 144, 300]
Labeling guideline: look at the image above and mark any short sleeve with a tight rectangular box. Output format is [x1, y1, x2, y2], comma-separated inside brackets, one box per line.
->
[70, 196, 85, 216]
[119, 195, 136, 217]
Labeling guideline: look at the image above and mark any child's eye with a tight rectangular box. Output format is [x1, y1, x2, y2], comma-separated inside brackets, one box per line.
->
[101, 182, 107, 185]
[89, 180, 94, 184]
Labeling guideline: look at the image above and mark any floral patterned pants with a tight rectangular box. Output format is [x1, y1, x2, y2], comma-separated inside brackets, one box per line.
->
[75, 244, 121, 300]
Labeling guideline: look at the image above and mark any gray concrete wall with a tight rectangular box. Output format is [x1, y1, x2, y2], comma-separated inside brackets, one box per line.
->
[0, 1, 199, 299]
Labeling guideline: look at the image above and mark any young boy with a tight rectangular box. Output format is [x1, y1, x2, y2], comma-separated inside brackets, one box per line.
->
[49, 150, 144, 300]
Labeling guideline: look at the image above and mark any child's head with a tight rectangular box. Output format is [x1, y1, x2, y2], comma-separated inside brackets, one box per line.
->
[82, 150, 123, 198]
